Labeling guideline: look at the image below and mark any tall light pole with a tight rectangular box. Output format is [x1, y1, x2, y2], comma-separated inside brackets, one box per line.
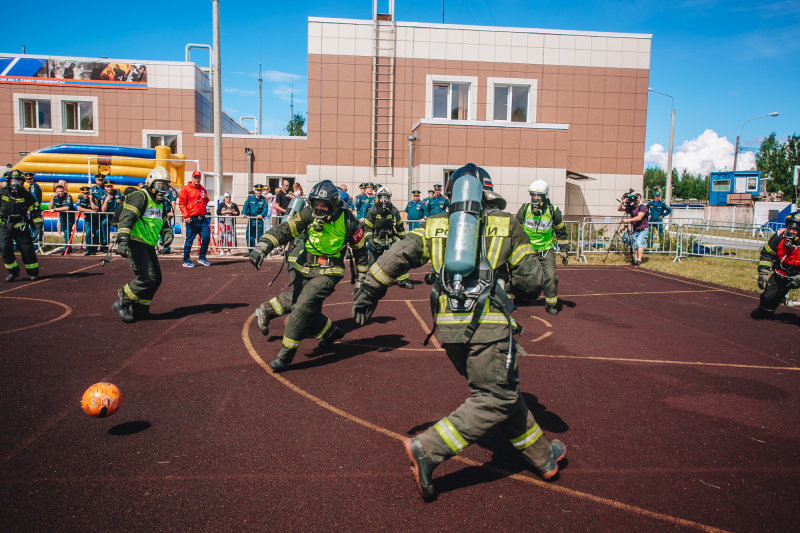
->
[212, 0, 222, 207]
[733, 112, 779, 171]
[648, 88, 674, 206]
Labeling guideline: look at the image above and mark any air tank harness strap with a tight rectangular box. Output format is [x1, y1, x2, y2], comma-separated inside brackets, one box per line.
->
[448, 200, 482, 215]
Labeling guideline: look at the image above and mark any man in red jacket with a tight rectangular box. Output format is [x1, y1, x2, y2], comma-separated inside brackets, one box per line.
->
[178, 171, 211, 267]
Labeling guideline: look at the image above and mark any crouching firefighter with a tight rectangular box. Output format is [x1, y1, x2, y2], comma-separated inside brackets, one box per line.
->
[752, 211, 800, 319]
[249, 180, 369, 372]
[1, 170, 43, 282]
[111, 167, 174, 322]
[362, 186, 412, 289]
[351, 163, 567, 502]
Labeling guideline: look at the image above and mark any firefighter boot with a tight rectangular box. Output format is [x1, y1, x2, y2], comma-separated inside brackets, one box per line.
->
[398, 280, 414, 289]
[318, 326, 345, 348]
[255, 307, 270, 336]
[546, 304, 559, 315]
[112, 300, 136, 323]
[5, 271, 19, 282]
[269, 347, 297, 372]
[750, 307, 773, 320]
[536, 439, 566, 480]
[131, 303, 151, 320]
[404, 437, 436, 502]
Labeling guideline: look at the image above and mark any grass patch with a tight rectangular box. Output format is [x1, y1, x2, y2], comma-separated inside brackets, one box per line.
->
[576, 252, 800, 300]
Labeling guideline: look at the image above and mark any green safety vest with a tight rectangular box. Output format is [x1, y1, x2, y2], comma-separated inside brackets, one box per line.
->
[304, 212, 345, 258]
[130, 193, 166, 246]
[522, 203, 554, 250]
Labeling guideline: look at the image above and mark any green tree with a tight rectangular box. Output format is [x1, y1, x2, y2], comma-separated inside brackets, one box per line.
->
[285, 113, 306, 136]
[756, 133, 790, 195]
[643, 166, 667, 198]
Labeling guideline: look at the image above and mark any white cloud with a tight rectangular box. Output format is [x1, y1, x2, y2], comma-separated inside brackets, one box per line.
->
[644, 129, 756, 176]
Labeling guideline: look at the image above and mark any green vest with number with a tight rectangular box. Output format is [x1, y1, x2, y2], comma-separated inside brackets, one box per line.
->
[130, 193, 166, 246]
[305, 211, 346, 257]
[522, 203, 555, 250]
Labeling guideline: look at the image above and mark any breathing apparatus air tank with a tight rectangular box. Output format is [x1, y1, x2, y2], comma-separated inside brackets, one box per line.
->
[444, 172, 483, 298]
[284, 196, 306, 220]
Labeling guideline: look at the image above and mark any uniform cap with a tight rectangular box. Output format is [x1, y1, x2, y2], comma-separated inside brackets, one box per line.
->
[366, 182, 376, 188]
[359, 183, 366, 188]
[253, 184, 264, 190]
[428, 189, 434, 193]
[80, 186, 90, 192]
[654, 190, 661, 196]
[412, 190, 421, 195]
[433, 184, 442, 190]
[104, 180, 115, 186]
[94, 174, 105, 179]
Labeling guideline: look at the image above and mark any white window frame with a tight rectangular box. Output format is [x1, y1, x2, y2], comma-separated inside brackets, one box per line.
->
[142, 130, 183, 155]
[486, 78, 538, 123]
[62, 100, 95, 132]
[19, 98, 53, 131]
[426, 75, 478, 121]
[13, 93, 99, 136]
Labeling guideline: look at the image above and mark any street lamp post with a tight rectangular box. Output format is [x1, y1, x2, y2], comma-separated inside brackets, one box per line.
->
[648, 88, 674, 206]
[733, 112, 779, 171]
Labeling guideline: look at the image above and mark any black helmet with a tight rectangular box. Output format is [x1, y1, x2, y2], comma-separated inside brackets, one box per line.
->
[784, 212, 800, 246]
[446, 163, 506, 210]
[307, 180, 341, 220]
[445, 163, 480, 200]
[376, 186, 391, 212]
[7, 169, 25, 193]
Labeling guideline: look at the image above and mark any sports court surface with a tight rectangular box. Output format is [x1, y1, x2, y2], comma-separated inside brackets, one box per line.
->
[1, 255, 798, 532]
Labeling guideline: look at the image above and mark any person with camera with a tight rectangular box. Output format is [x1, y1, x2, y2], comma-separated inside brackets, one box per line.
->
[516, 179, 570, 315]
[617, 192, 648, 267]
[752, 212, 800, 319]
[111, 167, 174, 323]
[0, 170, 43, 281]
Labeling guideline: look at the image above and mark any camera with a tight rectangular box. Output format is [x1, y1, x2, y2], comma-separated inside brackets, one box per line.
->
[620, 189, 636, 212]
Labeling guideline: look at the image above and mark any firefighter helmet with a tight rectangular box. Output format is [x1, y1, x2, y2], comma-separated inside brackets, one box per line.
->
[308, 180, 341, 220]
[529, 179, 549, 209]
[784, 212, 800, 246]
[145, 167, 170, 196]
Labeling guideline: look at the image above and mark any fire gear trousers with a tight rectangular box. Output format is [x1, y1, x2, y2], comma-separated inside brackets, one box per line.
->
[118, 240, 162, 308]
[0, 221, 39, 277]
[259, 269, 339, 351]
[758, 273, 793, 314]
[414, 341, 553, 471]
[536, 249, 558, 308]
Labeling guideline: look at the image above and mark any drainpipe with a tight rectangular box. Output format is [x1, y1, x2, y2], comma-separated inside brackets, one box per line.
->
[407, 134, 417, 204]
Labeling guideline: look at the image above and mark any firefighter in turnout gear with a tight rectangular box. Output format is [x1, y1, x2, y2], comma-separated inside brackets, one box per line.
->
[752, 212, 800, 319]
[249, 179, 369, 372]
[1, 170, 43, 281]
[363, 187, 412, 289]
[352, 163, 566, 501]
[516, 179, 570, 315]
[111, 167, 174, 322]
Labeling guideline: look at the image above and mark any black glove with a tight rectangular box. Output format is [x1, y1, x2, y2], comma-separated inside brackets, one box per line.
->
[560, 243, 571, 253]
[161, 231, 174, 247]
[352, 287, 380, 326]
[249, 241, 271, 270]
[35, 223, 43, 242]
[787, 276, 800, 290]
[757, 271, 769, 291]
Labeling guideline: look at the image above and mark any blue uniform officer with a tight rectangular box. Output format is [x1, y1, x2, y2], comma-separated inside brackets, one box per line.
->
[404, 189, 426, 231]
[426, 183, 450, 217]
[646, 190, 672, 246]
[241, 184, 269, 252]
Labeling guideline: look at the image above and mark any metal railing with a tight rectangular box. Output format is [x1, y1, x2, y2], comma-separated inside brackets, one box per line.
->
[677, 222, 775, 262]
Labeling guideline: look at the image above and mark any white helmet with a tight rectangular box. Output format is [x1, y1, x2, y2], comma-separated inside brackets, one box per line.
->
[528, 179, 549, 208]
[376, 186, 391, 212]
[376, 186, 391, 199]
[145, 167, 170, 195]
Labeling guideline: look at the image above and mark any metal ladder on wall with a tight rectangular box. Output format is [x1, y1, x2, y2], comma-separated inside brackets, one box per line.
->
[371, 14, 396, 184]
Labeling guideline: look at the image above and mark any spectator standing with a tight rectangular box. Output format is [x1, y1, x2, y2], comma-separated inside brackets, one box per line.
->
[49, 183, 75, 253]
[241, 185, 267, 253]
[262, 189, 274, 231]
[88, 174, 106, 252]
[404, 189, 426, 231]
[338, 184, 351, 210]
[75, 186, 96, 255]
[101, 181, 120, 245]
[24, 173, 42, 205]
[292, 182, 305, 198]
[422, 189, 435, 215]
[353, 183, 367, 217]
[357, 182, 377, 221]
[618, 192, 648, 267]
[646, 189, 672, 247]
[217, 192, 240, 255]
[426, 184, 450, 217]
[274, 179, 293, 220]
[270, 187, 282, 228]
[178, 170, 211, 267]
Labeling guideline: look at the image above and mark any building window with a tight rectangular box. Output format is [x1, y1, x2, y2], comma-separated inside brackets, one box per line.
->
[493, 85, 529, 122]
[433, 83, 470, 120]
[147, 134, 178, 154]
[21, 99, 51, 129]
[63, 101, 94, 131]
[712, 180, 730, 192]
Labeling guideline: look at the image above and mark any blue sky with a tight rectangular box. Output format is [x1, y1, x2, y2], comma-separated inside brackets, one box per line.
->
[2, 0, 797, 175]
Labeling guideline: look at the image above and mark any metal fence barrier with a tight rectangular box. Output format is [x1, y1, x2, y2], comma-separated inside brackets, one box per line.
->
[677, 223, 775, 262]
